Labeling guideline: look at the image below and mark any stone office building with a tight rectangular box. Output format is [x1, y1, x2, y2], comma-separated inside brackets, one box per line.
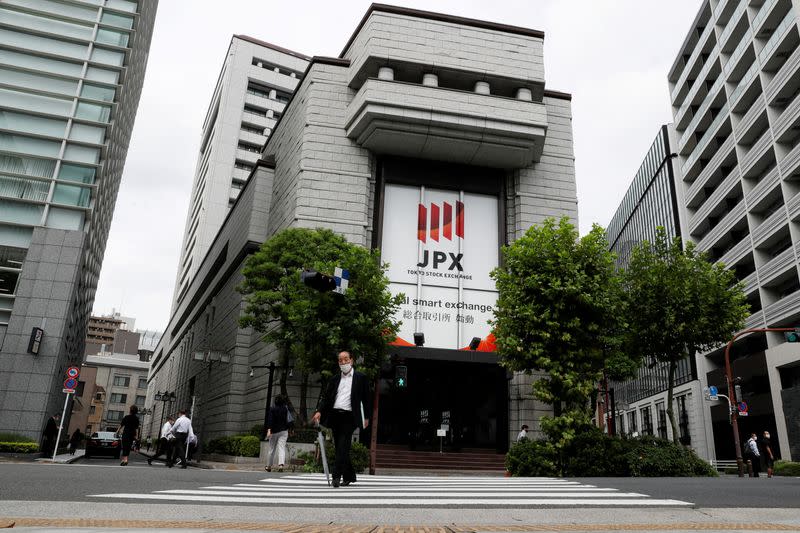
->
[148, 4, 576, 453]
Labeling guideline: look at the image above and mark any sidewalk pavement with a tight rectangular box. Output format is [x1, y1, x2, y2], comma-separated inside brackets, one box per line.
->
[34, 449, 83, 464]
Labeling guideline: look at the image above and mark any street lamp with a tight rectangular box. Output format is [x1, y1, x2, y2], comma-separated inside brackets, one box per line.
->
[250, 362, 292, 439]
[154, 391, 176, 437]
[722, 327, 797, 477]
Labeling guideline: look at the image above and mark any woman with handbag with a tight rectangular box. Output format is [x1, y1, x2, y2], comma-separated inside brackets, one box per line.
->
[265, 395, 292, 472]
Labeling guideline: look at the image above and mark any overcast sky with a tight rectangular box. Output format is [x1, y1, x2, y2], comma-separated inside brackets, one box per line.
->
[92, 0, 701, 331]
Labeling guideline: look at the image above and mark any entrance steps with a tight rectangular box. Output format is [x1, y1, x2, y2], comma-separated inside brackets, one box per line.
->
[374, 444, 506, 471]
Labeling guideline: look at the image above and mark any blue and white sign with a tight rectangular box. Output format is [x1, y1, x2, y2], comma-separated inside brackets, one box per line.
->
[333, 267, 349, 295]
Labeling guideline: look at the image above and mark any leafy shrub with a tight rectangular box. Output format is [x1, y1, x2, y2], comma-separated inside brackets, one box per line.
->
[298, 441, 370, 474]
[289, 428, 319, 443]
[506, 439, 557, 476]
[774, 460, 800, 476]
[249, 425, 264, 438]
[0, 442, 39, 453]
[204, 435, 261, 457]
[0, 433, 35, 443]
[507, 428, 716, 477]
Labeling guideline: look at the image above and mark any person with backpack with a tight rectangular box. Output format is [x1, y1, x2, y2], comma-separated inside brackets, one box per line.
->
[265, 394, 293, 472]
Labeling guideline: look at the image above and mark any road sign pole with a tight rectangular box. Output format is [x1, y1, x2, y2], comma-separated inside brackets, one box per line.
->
[52, 391, 71, 461]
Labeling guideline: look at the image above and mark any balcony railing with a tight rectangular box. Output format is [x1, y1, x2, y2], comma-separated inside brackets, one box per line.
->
[745, 165, 780, 208]
[729, 61, 761, 110]
[689, 167, 741, 234]
[686, 135, 736, 203]
[697, 200, 747, 251]
[678, 74, 725, 150]
[720, 234, 753, 266]
[787, 191, 800, 220]
[741, 270, 760, 294]
[724, 29, 754, 80]
[744, 310, 765, 329]
[765, 45, 800, 103]
[739, 130, 774, 176]
[758, 11, 796, 66]
[752, 0, 780, 35]
[683, 102, 730, 174]
[779, 141, 800, 176]
[672, 23, 715, 104]
[758, 246, 796, 285]
[771, 90, 800, 140]
[735, 96, 766, 138]
[751, 206, 788, 246]
[720, 0, 748, 50]
[764, 289, 800, 324]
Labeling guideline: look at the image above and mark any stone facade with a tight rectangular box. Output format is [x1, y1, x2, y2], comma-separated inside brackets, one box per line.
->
[149, 5, 576, 448]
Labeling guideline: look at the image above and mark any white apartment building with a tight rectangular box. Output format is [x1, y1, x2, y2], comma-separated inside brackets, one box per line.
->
[171, 36, 309, 309]
[669, 0, 800, 461]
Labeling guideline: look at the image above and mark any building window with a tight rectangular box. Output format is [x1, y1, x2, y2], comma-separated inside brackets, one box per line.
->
[134, 395, 145, 407]
[640, 405, 653, 435]
[656, 402, 668, 439]
[234, 161, 254, 172]
[75, 381, 86, 396]
[627, 411, 638, 435]
[237, 141, 261, 153]
[89, 405, 96, 415]
[112, 376, 130, 387]
[677, 395, 691, 445]
[106, 410, 123, 422]
[110, 393, 127, 404]
[241, 123, 263, 135]
[138, 377, 147, 389]
[95, 392, 103, 401]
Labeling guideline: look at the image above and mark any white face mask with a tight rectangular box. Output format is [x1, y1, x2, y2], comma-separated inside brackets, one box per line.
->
[339, 363, 352, 374]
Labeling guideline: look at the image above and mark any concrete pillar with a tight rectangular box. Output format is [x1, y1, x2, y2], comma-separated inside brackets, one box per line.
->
[422, 73, 439, 87]
[516, 88, 533, 101]
[474, 81, 491, 95]
[378, 67, 394, 81]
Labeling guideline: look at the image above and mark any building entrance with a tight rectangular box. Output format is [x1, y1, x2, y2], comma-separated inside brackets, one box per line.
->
[376, 356, 509, 452]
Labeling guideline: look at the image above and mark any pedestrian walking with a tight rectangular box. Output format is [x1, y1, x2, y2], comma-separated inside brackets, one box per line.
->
[68, 429, 81, 455]
[517, 424, 529, 442]
[746, 432, 761, 477]
[311, 351, 372, 488]
[116, 405, 140, 466]
[761, 430, 775, 478]
[265, 394, 292, 472]
[148, 416, 174, 466]
[186, 426, 198, 462]
[168, 409, 192, 468]
[41, 414, 60, 457]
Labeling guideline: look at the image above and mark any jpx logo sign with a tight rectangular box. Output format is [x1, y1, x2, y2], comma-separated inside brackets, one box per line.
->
[416, 201, 464, 271]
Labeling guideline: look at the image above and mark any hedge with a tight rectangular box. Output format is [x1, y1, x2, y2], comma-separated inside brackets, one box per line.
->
[0, 433, 35, 443]
[204, 435, 260, 457]
[506, 428, 717, 477]
[0, 442, 39, 453]
[774, 460, 800, 476]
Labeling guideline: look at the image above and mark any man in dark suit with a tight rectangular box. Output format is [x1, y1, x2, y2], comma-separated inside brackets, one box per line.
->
[312, 350, 371, 488]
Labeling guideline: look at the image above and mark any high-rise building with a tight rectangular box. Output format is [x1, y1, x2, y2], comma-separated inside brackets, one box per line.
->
[668, 0, 800, 461]
[149, 4, 576, 461]
[0, 0, 158, 441]
[605, 125, 715, 457]
[170, 36, 309, 309]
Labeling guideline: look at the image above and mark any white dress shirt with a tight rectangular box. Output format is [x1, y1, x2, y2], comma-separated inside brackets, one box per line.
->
[170, 415, 191, 435]
[333, 371, 353, 411]
[160, 421, 173, 440]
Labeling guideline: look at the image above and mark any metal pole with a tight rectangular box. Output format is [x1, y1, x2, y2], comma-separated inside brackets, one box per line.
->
[609, 388, 617, 437]
[369, 376, 380, 475]
[262, 362, 275, 439]
[723, 327, 794, 477]
[52, 392, 71, 461]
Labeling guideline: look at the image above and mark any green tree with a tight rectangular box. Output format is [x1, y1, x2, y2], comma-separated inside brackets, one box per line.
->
[238, 228, 403, 422]
[491, 217, 631, 456]
[623, 228, 749, 443]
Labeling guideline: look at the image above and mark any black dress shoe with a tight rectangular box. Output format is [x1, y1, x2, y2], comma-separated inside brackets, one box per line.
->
[332, 478, 340, 488]
[342, 480, 351, 486]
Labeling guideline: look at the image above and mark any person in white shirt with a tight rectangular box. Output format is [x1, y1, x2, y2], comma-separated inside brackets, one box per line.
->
[168, 410, 193, 468]
[148, 416, 174, 466]
[517, 424, 529, 442]
[747, 433, 761, 477]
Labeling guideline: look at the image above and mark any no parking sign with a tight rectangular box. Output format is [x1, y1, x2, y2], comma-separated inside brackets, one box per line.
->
[66, 366, 80, 379]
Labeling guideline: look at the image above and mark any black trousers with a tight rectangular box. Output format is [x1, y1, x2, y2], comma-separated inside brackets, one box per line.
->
[330, 409, 356, 482]
[152, 437, 173, 462]
[172, 432, 188, 465]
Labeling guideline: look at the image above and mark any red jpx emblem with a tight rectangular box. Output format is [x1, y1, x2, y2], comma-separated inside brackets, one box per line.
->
[417, 201, 464, 243]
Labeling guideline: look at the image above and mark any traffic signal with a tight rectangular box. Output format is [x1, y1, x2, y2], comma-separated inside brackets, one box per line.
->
[395, 365, 408, 388]
[785, 328, 800, 342]
[300, 270, 336, 292]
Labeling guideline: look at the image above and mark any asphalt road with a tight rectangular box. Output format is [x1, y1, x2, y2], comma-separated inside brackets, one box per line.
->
[0, 457, 797, 508]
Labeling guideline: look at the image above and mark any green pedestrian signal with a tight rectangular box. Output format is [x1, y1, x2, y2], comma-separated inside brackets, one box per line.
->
[395, 365, 408, 388]
[785, 328, 800, 342]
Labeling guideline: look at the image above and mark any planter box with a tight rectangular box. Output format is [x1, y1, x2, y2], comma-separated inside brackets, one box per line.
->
[201, 453, 261, 464]
[260, 440, 316, 462]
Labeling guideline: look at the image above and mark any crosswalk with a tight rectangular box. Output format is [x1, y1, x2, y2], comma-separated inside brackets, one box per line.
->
[89, 474, 692, 507]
